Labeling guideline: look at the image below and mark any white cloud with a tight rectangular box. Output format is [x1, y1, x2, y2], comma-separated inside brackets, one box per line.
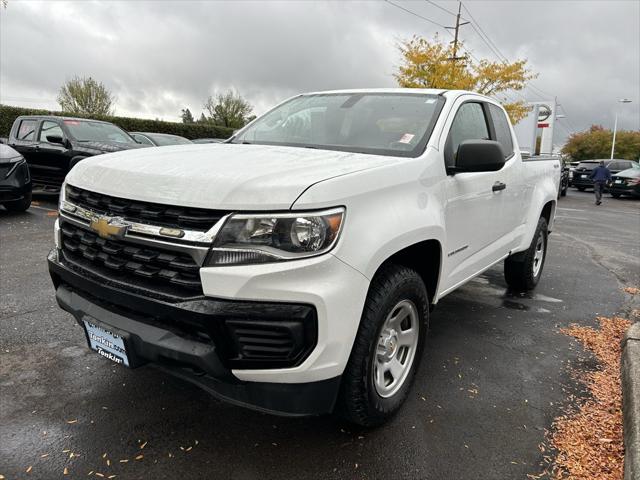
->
[1, 0, 638, 141]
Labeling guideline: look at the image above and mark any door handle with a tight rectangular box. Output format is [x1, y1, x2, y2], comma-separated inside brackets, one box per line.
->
[492, 182, 506, 192]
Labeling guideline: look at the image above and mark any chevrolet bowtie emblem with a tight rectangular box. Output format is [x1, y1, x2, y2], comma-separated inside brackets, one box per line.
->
[89, 215, 129, 240]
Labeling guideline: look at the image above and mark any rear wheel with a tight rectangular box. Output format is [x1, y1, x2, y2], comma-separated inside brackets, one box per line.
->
[337, 264, 428, 427]
[504, 217, 548, 292]
[560, 185, 567, 197]
[3, 191, 32, 212]
[611, 192, 621, 198]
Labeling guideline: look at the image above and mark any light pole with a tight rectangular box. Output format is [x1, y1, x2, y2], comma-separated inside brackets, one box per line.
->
[611, 99, 632, 160]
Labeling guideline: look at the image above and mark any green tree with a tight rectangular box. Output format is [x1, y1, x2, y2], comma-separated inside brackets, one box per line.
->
[395, 35, 537, 123]
[204, 90, 253, 129]
[197, 113, 207, 123]
[562, 125, 640, 161]
[181, 108, 194, 123]
[57, 76, 115, 116]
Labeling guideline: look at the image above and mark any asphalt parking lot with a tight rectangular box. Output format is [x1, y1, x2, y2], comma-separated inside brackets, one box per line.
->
[1, 189, 638, 480]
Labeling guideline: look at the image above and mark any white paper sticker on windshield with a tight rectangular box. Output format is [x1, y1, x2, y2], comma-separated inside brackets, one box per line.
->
[399, 133, 415, 144]
[425, 99, 437, 104]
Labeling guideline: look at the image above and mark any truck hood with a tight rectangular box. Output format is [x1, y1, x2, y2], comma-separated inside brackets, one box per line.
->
[66, 143, 399, 210]
[73, 140, 149, 155]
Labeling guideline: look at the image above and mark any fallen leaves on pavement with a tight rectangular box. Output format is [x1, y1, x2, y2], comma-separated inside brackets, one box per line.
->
[623, 286, 640, 295]
[543, 316, 631, 479]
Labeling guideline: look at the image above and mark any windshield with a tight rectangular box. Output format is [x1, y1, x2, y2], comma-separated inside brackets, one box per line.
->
[64, 120, 136, 144]
[577, 162, 599, 169]
[148, 133, 192, 146]
[232, 93, 445, 157]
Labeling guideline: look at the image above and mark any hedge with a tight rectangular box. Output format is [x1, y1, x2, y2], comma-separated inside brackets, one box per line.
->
[0, 104, 234, 140]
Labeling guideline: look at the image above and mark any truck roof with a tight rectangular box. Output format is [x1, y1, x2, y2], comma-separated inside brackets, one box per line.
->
[14, 115, 112, 124]
[300, 88, 496, 103]
[303, 88, 448, 95]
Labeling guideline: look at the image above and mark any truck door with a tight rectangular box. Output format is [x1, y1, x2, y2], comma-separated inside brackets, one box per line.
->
[485, 103, 521, 245]
[10, 118, 39, 165]
[34, 120, 70, 189]
[440, 101, 509, 292]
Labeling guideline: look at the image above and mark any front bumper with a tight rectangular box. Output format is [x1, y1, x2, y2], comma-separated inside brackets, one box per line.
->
[48, 249, 344, 415]
[0, 160, 31, 203]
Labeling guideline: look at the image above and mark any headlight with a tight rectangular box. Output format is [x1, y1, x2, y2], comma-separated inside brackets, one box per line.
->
[206, 207, 345, 266]
[2, 154, 25, 178]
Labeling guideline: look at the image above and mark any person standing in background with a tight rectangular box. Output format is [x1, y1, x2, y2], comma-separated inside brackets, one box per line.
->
[589, 160, 612, 205]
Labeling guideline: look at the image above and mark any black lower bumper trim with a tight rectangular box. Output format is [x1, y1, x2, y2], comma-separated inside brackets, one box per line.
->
[156, 365, 341, 416]
[49, 249, 336, 416]
[55, 284, 230, 378]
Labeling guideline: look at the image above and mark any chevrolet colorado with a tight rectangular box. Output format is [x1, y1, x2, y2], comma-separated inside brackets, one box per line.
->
[48, 89, 559, 426]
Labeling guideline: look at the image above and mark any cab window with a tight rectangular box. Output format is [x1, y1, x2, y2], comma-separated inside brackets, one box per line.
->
[17, 119, 37, 141]
[39, 121, 64, 142]
[444, 102, 490, 167]
[488, 104, 514, 158]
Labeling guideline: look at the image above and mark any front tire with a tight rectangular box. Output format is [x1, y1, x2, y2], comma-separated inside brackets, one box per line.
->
[337, 264, 429, 427]
[504, 217, 548, 292]
[577, 186, 586, 191]
[611, 192, 621, 198]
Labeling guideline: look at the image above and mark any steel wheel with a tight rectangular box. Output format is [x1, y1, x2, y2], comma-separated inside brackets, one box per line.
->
[373, 299, 420, 398]
[532, 230, 545, 278]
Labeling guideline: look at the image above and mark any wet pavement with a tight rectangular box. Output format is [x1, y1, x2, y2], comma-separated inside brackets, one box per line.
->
[1, 189, 638, 480]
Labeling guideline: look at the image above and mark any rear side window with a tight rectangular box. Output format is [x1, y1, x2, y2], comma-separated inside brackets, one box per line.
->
[17, 120, 37, 141]
[132, 133, 154, 145]
[488, 104, 514, 158]
[445, 102, 490, 167]
[39, 121, 64, 142]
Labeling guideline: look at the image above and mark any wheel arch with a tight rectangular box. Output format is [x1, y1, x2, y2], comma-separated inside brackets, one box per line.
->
[540, 199, 555, 230]
[369, 239, 443, 307]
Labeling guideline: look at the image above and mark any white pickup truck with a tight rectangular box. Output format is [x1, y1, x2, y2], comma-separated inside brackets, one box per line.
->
[48, 89, 559, 426]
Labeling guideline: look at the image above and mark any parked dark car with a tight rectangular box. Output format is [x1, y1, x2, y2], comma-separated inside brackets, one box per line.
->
[572, 159, 640, 190]
[192, 138, 226, 144]
[567, 160, 579, 186]
[0, 144, 32, 212]
[8, 116, 147, 193]
[608, 168, 640, 198]
[130, 132, 192, 146]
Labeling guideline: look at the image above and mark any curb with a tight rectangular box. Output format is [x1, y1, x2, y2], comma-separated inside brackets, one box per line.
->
[623, 322, 640, 480]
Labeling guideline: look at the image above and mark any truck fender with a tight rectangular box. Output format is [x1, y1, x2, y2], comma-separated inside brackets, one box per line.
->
[517, 192, 556, 254]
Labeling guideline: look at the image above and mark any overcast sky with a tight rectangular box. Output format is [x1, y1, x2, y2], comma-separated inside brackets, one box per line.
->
[1, 0, 639, 147]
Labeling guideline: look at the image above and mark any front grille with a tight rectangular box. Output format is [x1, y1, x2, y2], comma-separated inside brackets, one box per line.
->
[66, 184, 228, 231]
[59, 220, 203, 297]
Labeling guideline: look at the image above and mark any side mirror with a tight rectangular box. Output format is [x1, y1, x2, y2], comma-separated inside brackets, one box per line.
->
[449, 140, 505, 174]
[46, 135, 65, 145]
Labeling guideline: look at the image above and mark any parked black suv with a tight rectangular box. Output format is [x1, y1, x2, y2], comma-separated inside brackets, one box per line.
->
[8, 116, 148, 193]
[0, 144, 32, 212]
[572, 159, 640, 191]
